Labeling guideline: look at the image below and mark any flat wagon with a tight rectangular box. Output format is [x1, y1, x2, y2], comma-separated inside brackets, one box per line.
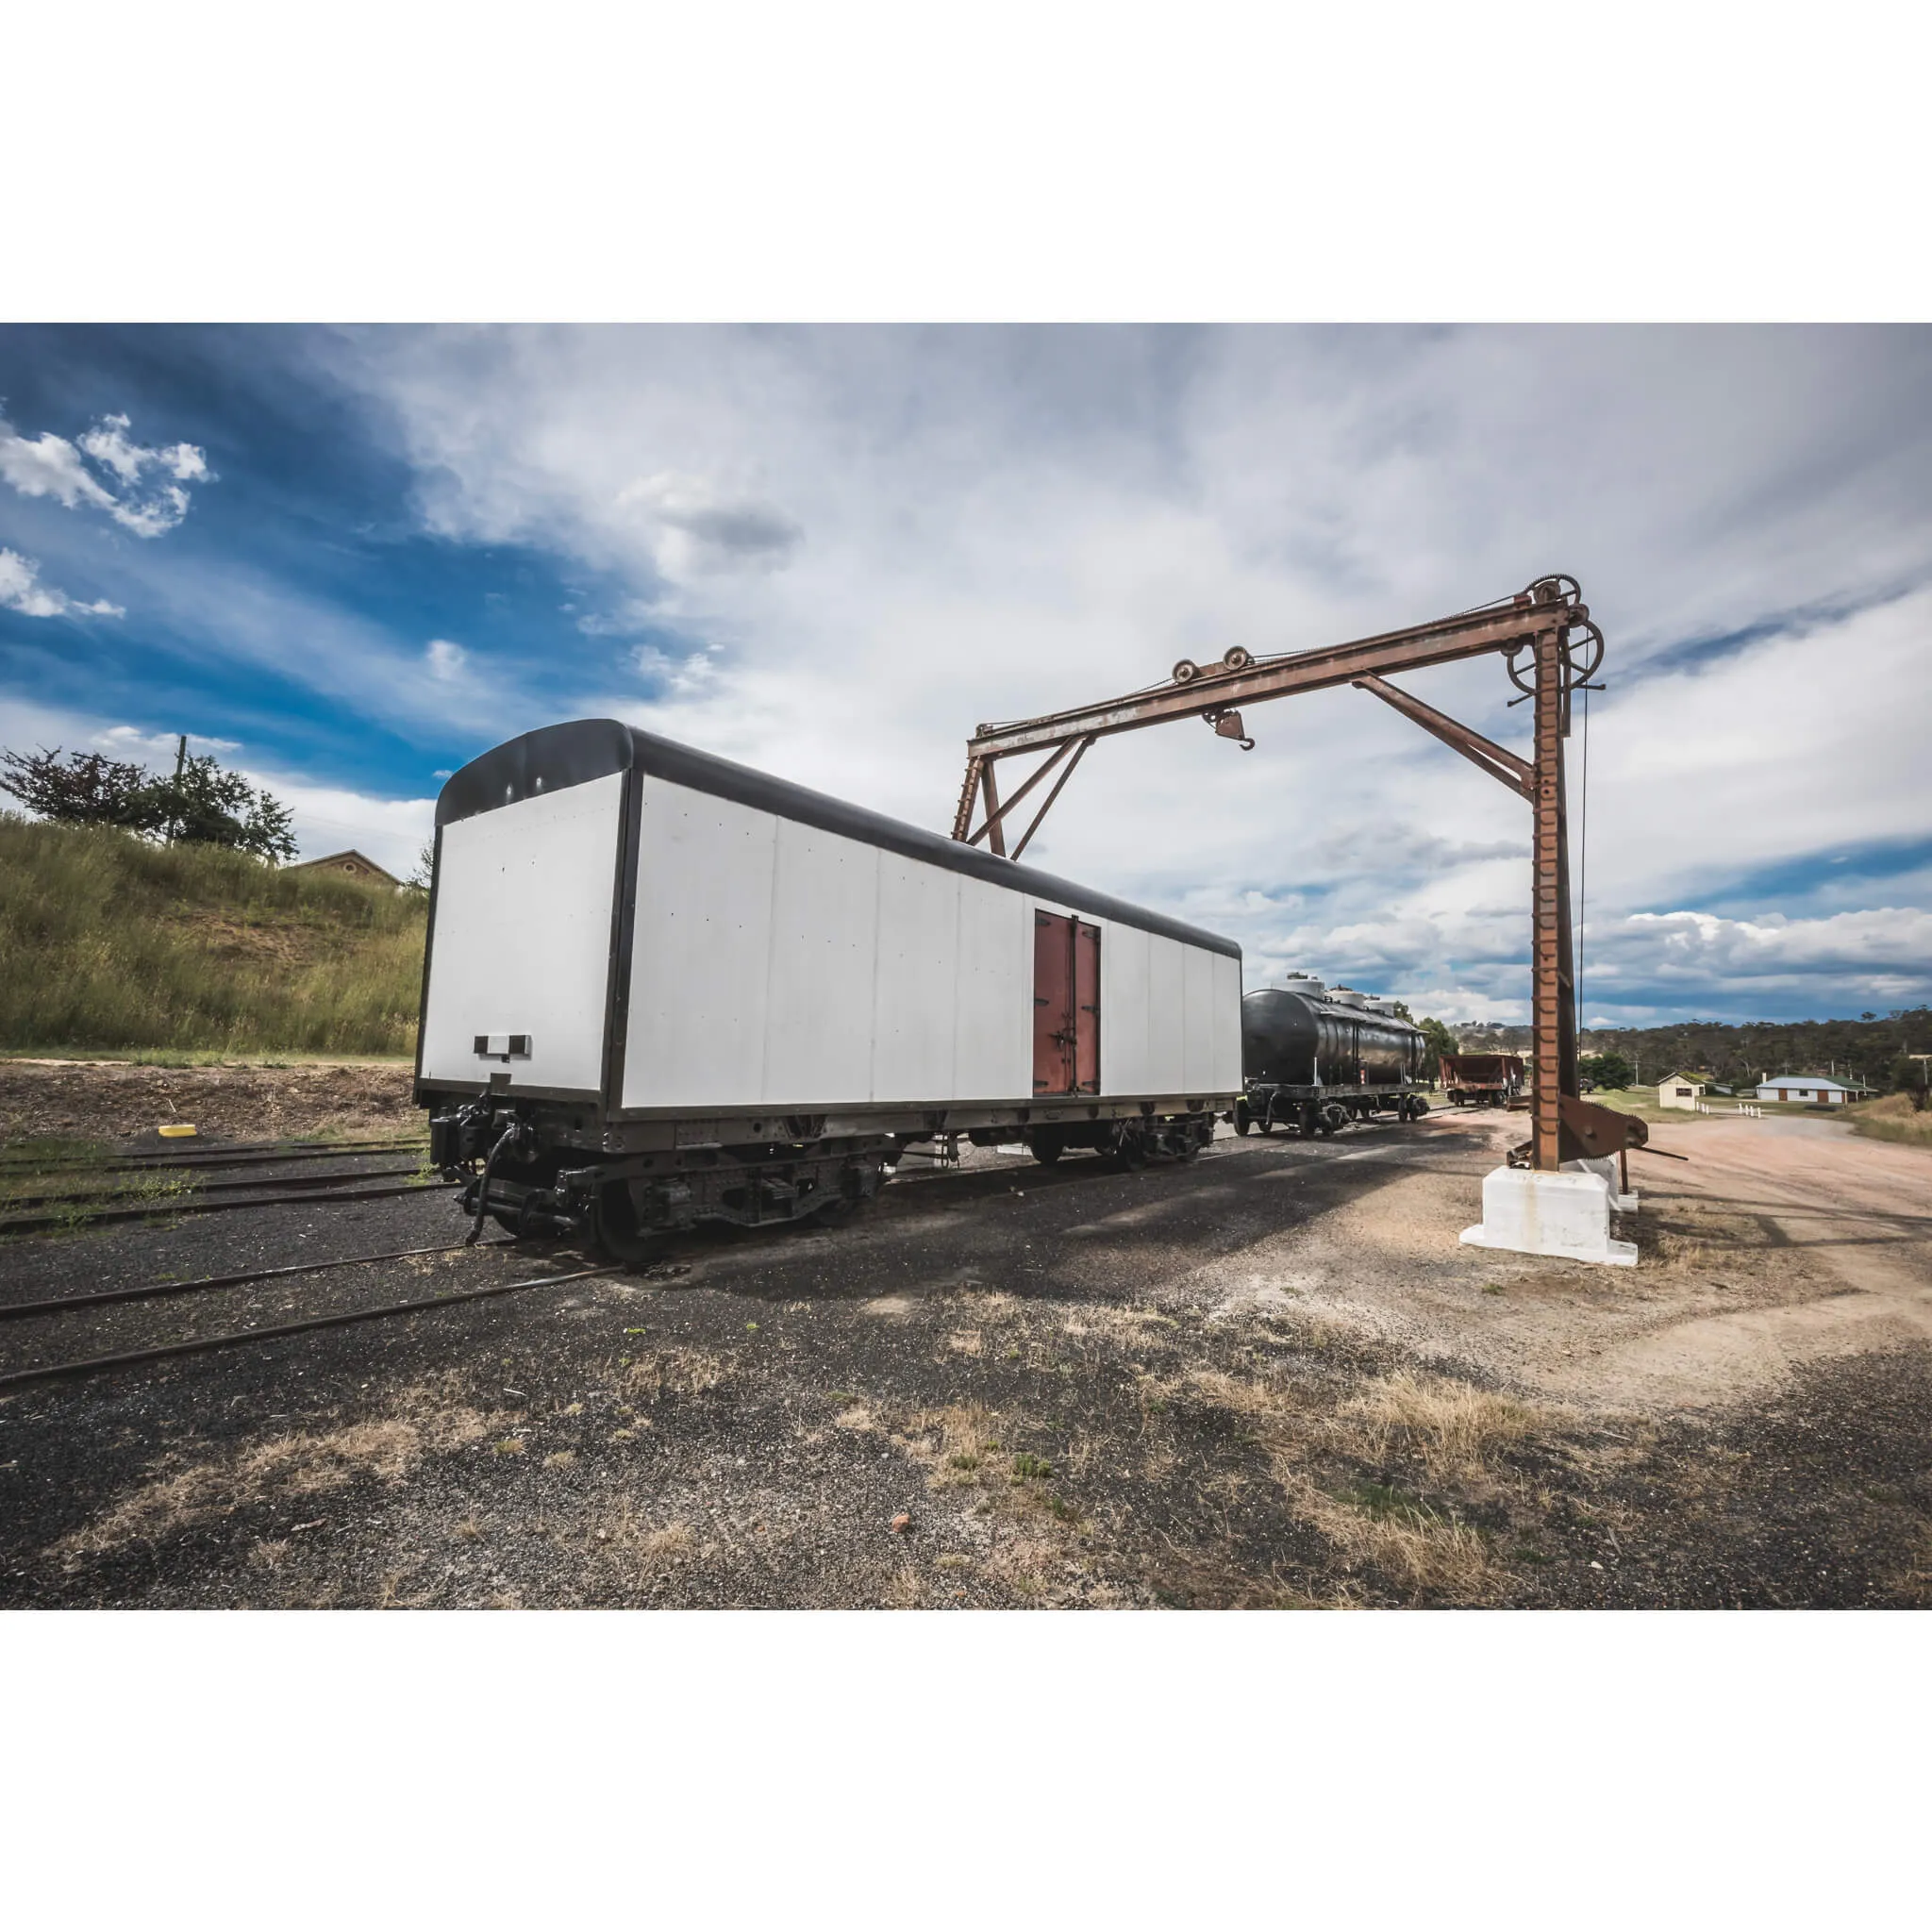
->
[417, 721, 1242, 1257]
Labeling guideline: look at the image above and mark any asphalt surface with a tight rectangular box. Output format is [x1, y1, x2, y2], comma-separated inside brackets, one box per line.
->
[2, 1115, 1926, 1608]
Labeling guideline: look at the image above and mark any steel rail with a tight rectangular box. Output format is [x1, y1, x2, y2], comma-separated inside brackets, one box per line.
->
[0, 1179, 458, 1239]
[5, 1163, 425, 1212]
[0, 1260, 625, 1392]
[0, 1138, 427, 1178]
[0, 1238, 518, 1324]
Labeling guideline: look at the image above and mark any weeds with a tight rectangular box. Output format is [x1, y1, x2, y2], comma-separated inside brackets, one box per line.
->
[0, 813, 425, 1054]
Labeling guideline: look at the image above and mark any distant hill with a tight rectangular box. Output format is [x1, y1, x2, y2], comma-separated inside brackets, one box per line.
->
[1455, 1011, 1930, 1090]
[0, 814, 426, 1057]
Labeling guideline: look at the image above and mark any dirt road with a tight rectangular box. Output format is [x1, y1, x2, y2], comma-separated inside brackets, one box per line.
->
[1, 1099, 1925, 1608]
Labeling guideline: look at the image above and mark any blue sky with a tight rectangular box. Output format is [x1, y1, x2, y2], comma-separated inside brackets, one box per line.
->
[3, 325, 1928, 1026]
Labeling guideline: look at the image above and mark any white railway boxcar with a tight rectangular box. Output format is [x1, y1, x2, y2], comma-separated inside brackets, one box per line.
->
[418, 720, 1241, 1256]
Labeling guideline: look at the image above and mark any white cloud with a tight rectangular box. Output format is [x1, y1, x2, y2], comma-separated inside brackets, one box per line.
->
[634, 642, 723, 696]
[0, 424, 118, 511]
[78, 413, 208, 486]
[616, 471, 802, 579]
[0, 409, 209, 538]
[0, 547, 124, 620]
[94, 724, 242, 763]
[320, 326, 1932, 1020]
[425, 638, 466, 678]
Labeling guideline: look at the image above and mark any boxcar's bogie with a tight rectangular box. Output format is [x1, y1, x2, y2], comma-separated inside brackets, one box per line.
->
[1019, 1112, 1215, 1169]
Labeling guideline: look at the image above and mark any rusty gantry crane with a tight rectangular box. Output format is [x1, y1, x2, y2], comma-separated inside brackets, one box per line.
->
[950, 574, 1644, 1178]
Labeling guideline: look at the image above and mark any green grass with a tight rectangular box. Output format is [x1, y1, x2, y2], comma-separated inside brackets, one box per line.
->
[0, 813, 426, 1056]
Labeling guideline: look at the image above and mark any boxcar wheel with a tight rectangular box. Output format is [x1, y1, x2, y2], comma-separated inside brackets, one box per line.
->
[1030, 1128, 1066, 1166]
[592, 1179, 659, 1266]
[1233, 1099, 1252, 1137]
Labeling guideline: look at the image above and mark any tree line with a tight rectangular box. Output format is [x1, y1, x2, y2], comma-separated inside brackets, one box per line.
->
[0, 741, 297, 864]
[1455, 1012, 1931, 1096]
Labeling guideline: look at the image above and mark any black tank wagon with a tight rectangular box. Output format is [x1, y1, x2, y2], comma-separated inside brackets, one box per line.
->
[1236, 974, 1430, 1137]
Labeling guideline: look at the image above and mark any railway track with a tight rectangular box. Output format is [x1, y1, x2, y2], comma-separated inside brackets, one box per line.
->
[4, 1163, 426, 1211]
[0, 1136, 427, 1179]
[0, 1177, 458, 1238]
[0, 1247, 625, 1391]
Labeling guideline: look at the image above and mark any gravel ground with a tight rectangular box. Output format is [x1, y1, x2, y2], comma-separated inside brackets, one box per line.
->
[0, 1058, 419, 1145]
[1, 1096, 1926, 1609]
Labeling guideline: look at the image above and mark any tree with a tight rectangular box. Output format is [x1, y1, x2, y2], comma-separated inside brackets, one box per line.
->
[0, 740, 298, 863]
[1417, 1016, 1457, 1080]
[407, 841, 435, 893]
[139, 751, 297, 862]
[0, 746, 156, 828]
[1580, 1051, 1634, 1091]
[1889, 1055, 1929, 1109]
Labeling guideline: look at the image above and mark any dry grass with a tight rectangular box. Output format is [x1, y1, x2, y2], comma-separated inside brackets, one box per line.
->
[894, 1403, 1000, 1474]
[1178, 1364, 1554, 1604]
[0, 813, 425, 1055]
[623, 1347, 729, 1402]
[596, 1505, 694, 1577]
[1849, 1092, 1932, 1148]
[53, 1377, 492, 1563]
[1061, 1305, 1182, 1351]
[1339, 1372, 1544, 1482]
[1288, 1476, 1496, 1602]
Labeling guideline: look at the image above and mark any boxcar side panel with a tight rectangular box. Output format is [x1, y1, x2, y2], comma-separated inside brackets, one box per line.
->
[873, 853, 961, 1102]
[1097, 919, 1151, 1096]
[621, 777, 777, 1110]
[762, 818, 882, 1105]
[1210, 952, 1243, 1091]
[1182, 945, 1218, 1093]
[421, 772, 624, 1095]
[953, 874, 1030, 1099]
[1143, 934, 1187, 1093]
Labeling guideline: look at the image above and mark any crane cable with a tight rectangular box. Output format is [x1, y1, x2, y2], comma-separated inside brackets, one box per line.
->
[1576, 683, 1589, 1040]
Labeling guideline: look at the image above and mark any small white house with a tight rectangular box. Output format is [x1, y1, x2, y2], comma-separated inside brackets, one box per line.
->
[1757, 1076, 1852, 1107]
[1658, 1073, 1713, 1110]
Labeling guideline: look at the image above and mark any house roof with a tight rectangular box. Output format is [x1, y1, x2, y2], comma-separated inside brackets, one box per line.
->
[1759, 1075, 1850, 1090]
[285, 848, 403, 888]
[1659, 1072, 1712, 1086]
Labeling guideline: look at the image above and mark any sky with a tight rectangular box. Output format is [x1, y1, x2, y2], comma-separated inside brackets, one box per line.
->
[1, 324, 1927, 1027]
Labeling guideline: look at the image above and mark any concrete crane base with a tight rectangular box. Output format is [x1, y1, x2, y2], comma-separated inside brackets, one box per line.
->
[1460, 1165, 1638, 1268]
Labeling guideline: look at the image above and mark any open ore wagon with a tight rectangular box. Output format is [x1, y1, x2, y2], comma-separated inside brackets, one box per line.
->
[417, 721, 1243, 1257]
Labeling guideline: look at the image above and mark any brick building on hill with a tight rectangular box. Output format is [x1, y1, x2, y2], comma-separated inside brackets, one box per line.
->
[284, 849, 403, 890]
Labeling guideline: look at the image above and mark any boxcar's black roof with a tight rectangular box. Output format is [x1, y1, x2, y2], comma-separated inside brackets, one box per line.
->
[437, 719, 1241, 960]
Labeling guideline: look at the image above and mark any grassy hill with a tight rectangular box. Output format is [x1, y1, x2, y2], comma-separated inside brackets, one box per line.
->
[0, 814, 426, 1057]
